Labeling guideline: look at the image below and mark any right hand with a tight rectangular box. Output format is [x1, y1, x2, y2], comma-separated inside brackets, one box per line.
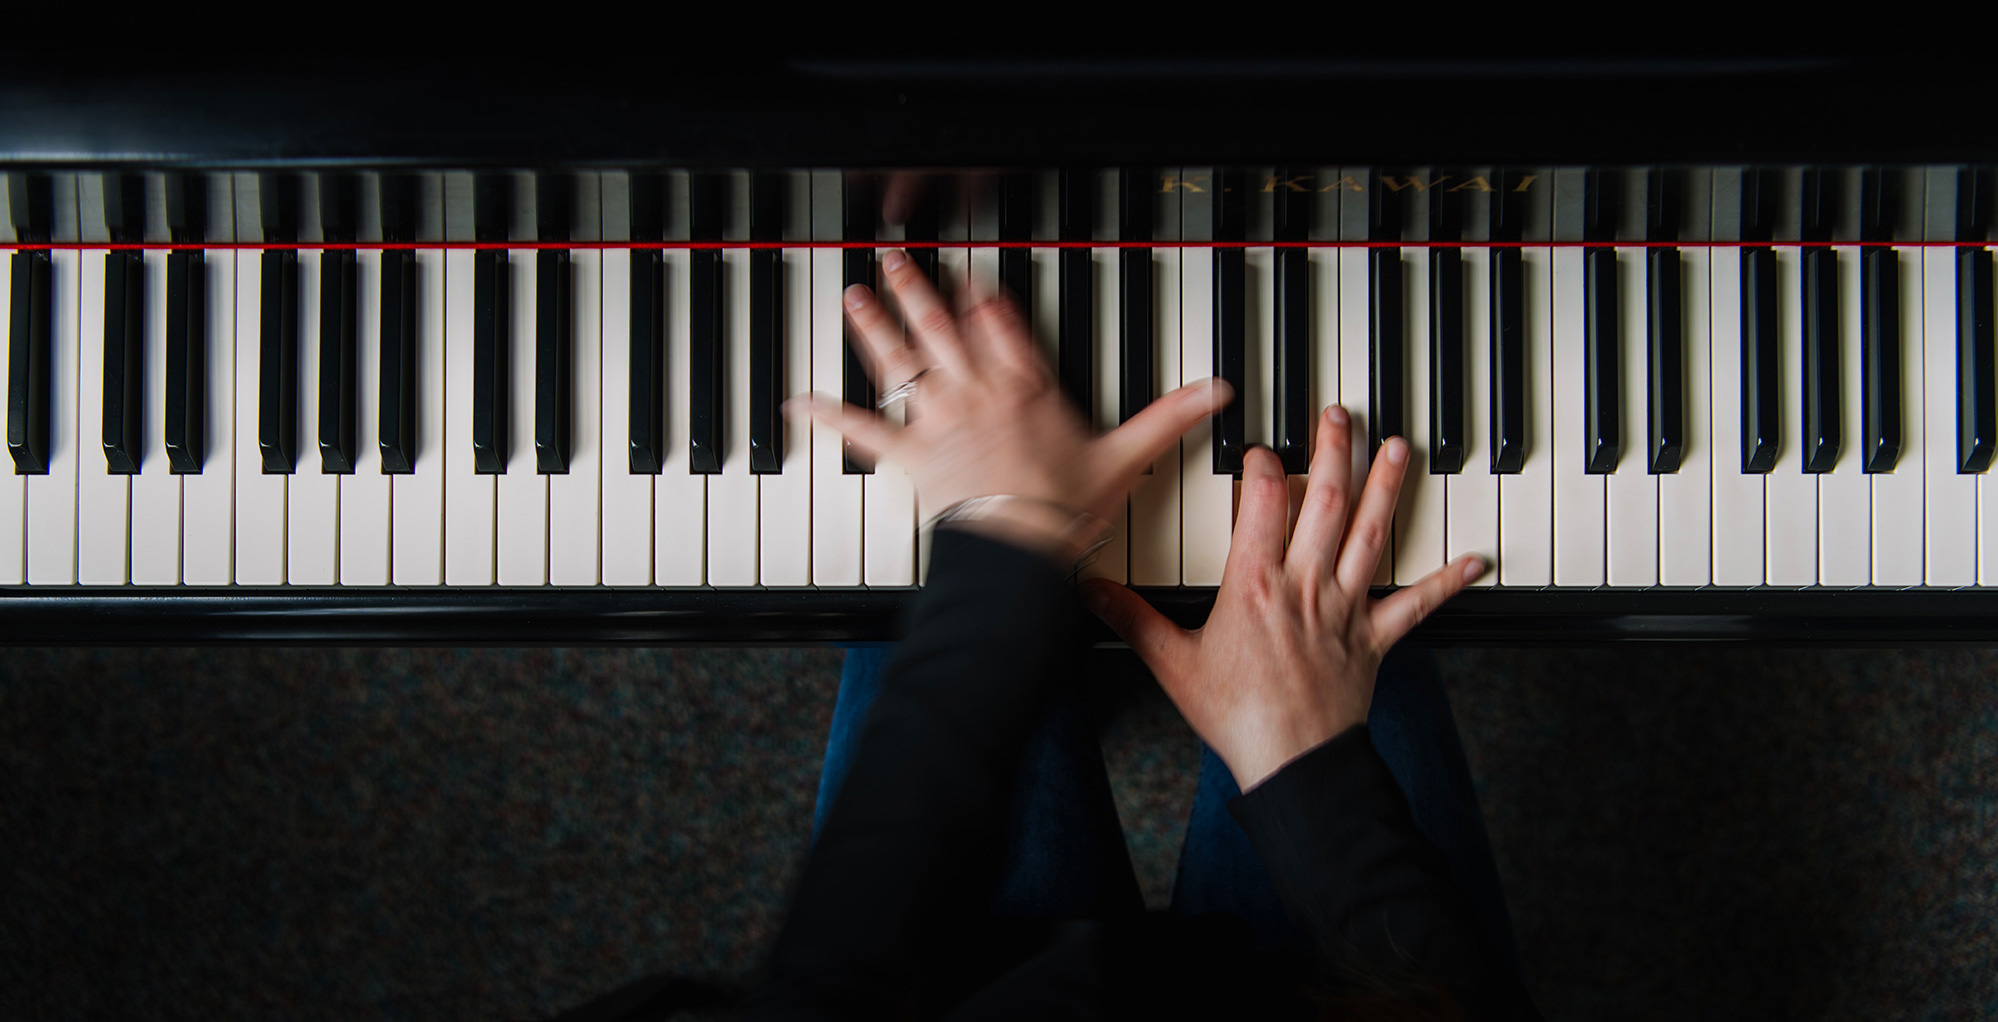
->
[1082, 406, 1485, 792]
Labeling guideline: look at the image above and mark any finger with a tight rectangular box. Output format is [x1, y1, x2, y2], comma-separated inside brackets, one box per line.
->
[1221, 446, 1291, 584]
[843, 284, 924, 390]
[1286, 405, 1355, 579]
[1081, 579, 1193, 680]
[1098, 377, 1234, 478]
[880, 171, 926, 226]
[1368, 554, 1485, 649]
[880, 250, 974, 377]
[1333, 436, 1409, 594]
[786, 392, 897, 461]
[958, 289, 1044, 382]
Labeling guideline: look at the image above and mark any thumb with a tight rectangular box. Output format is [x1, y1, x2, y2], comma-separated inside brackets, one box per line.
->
[1081, 579, 1189, 672]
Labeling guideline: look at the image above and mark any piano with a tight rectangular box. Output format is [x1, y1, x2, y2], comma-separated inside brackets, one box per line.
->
[7, 45, 1998, 644]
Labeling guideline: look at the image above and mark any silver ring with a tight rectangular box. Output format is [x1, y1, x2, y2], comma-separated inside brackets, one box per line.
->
[876, 367, 935, 409]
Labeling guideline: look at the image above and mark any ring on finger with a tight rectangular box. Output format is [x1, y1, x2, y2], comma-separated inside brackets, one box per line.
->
[876, 366, 936, 409]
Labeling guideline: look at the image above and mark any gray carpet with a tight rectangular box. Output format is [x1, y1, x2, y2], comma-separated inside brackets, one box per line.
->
[1, 644, 1992, 1020]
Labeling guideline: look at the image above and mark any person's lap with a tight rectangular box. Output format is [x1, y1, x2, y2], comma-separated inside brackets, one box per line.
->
[814, 643, 1526, 986]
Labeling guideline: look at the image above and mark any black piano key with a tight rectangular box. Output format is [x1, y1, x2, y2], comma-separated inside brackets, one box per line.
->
[163, 173, 207, 245]
[1647, 247, 1685, 474]
[903, 183, 939, 285]
[1368, 248, 1404, 450]
[1273, 168, 1310, 474]
[998, 172, 1033, 311]
[1801, 246, 1841, 474]
[1741, 246, 1781, 473]
[1058, 169, 1093, 419]
[163, 250, 205, 475]
[687, 175, 725, 476]
[8, 173, 53, 244]
[379, 249, 417, 474]
[1118, 169, 1152, 425]
[104, 249, 144, 475]
[7, 249, 50, 475]
[1957, 247, 1995, 474]
[319, 250, 357, 474]
[841, 174, 875, 475]
[1429, 247, 1465, 474]
[259, 173, 300, 246]
[535, 249, 572, 475]
[256, 249, 297, 475]
[104, 172, 145, 245]
[1211, 169, 1246, 477]
[628, 249, 664, 475]
[1862, 246, 1902, 473]
[471, 248, 507, 475]
[1583, 246, 1619, 475]
[748, 171, 785, 476]
[1490, 247, 1525, 474]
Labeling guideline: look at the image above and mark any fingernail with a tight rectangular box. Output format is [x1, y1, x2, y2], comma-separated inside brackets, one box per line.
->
[882, 249, 908, 271]
[843, 285, 869, 310]
[1461, 557, 1487, 583]
[1383, 438, 1407, 465]
[1327, 405, 1349, 425]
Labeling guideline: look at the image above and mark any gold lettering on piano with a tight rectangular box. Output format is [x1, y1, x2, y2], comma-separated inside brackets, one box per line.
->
[1160, 173, 1541, 194]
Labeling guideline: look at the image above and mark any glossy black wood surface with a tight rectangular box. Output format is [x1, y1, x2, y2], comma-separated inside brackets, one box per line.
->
[8, 588, 1998, 646]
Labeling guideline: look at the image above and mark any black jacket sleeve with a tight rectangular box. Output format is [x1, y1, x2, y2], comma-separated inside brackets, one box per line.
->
[745, 528, 1087, 1020]
[1230, 727, 1543, 1021]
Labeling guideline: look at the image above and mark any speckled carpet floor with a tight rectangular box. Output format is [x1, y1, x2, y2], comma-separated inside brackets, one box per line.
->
[1, 645, 1992, 1020]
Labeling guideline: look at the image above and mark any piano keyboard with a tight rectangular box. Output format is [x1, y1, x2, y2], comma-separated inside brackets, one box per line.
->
[4, 165, 1995, 591]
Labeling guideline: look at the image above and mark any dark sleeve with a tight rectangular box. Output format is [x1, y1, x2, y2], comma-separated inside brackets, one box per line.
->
[1229, 727, 1543, 1022]
[745, 528, 1086, 1020]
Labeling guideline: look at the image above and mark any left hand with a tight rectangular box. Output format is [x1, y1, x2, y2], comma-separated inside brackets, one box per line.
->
[787, 249, 1232, 563]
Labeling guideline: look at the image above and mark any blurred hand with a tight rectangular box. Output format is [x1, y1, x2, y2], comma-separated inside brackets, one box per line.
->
[1083, 407, 1485, 791]
[788, 249, 1231, 563]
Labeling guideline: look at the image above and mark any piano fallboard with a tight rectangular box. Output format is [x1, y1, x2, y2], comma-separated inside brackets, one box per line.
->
[6, 588, 1998, 646]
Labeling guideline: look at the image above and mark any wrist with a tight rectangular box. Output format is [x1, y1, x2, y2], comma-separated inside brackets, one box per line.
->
[931, 494, 1107, 568]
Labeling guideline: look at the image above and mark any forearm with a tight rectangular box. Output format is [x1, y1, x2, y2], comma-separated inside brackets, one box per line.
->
[751, 529, 1085, 1016]
[1230, 728, 1541, 1022]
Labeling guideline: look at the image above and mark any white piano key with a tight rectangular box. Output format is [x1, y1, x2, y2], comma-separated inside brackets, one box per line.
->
[1923, 243, 1976, 585]
[1088, 171, 1127, 584]
[1820, 244, 1871, 587]
[970, 178, 1000, 300]
[1180, 172, 1231, 586]
[78, 248, 132, 584]
[1764, 244, 1817, 585]
[442, 175, 496, 585]
[708, 240, 760, 587]
[287, 248, 339, 585]
[340, 247, 391, 586]
[131, 249, 183, 585]
[182, 238, 236, 586]
[1659, 169, 1713, 587]
[657, 171, 706, 586]
[1393, 240, 1444, 584]
[0, 249, 20, 584]
[1980, 249, 1998, 586]
[599, 173, 652, 587]
[1873, 238, 1926, 586]
[550, 174, 603, 586]
[1130, 168, 1182, 586]
[808, 171, 857, 587]
[1551, 241, 1604, 586]
[26, 246, 80, 584]
[1334, 170, 1378, 582]
[1500, 238, 1557, 587]
[1310, 167, 1341, 446]
[390, 243, 447, 586]
[1245, 182, 1274, 455]
[1710, 168, 1764, 586]
[497, 243, 548, 586]
[761, 172, 814, 586]
[1606, 245, 1658, 587]
[1449, 242, 1499, 586]
[231, 184, 287, 585]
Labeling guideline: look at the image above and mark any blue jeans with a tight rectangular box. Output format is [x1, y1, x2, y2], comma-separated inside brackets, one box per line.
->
[813, 644, 1528, 989]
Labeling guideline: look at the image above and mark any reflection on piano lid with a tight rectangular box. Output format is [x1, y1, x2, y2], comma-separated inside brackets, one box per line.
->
[8, 45, 1998, 642]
